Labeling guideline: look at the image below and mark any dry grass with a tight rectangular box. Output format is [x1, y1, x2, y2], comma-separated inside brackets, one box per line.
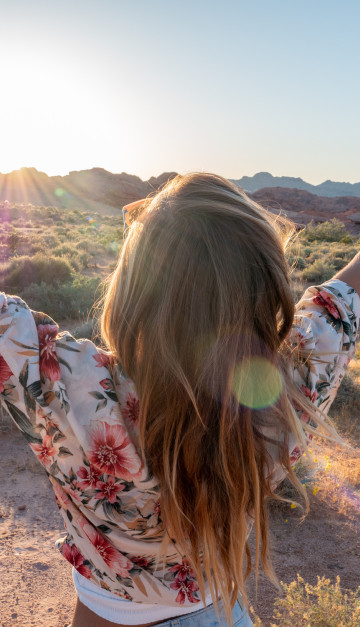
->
[249, 575, 360, 626]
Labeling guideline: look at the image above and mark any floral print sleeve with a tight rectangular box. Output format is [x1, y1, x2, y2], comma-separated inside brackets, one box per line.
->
[0, 293, 202, 607]
[288, 279, 360, 464]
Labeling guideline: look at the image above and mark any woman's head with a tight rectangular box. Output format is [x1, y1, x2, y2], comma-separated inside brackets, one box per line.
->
[101, 173, 304, 623]
[103, 172, 295, 375]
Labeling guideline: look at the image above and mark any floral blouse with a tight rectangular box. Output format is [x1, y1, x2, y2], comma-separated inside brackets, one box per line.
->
[0, 279, 359, 607]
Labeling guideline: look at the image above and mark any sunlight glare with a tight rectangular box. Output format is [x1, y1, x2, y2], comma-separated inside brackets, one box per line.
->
[232, 356, 283, 409]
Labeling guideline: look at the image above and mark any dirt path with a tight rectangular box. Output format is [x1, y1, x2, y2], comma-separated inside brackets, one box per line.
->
[248, 489, 360, 623]
[0, 425, 75, 627]
[0, 424, 359, 626]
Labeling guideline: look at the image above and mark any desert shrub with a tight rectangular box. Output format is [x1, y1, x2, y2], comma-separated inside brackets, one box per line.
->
[20, 275, 102, 320]
[302, 259, 336, 283]
[340, 234, 354, 244]
[0, 244, 8, 261]
[55, 226, 68, 236]
[302, 247, 313, 257]
[331, 256, 349, 271]
[53, 244, 80, 259]
[270, 575, 360, 626]
[329, 371, 360, 443]
[8, 228, 21, 254]
[27, 237, 49, 254]
[64, 255, 81, 272]
[2, 254, 73, 290]
[328, 246, 357, 259]
[301, 219, 352, 243]
[99, 229, 123, 247]
[286, 253, 306, 270]
[77, 238, 90, 251]
[79, 252, 91, 268]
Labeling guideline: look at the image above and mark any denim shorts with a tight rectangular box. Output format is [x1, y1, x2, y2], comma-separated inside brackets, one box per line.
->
[148, 601, 253, 626]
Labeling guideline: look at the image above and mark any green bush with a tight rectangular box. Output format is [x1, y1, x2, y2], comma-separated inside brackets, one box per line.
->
[340, 234, 354, 244]
[79, 252, 91, 268]
[287, 254, 306, 270]
[8, 228, 21, 254]
[2, 254, 73, 290]
[53, 244, 81, 260]
[301, 219, 353, 243]
[331, 256, 348, 271]
[20, 275, 102, 320]
[271, 575, 360, 626]
[302, 259, 336, 283]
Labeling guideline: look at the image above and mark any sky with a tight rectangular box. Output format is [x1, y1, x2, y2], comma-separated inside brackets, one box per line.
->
[0, 0, 359, 184]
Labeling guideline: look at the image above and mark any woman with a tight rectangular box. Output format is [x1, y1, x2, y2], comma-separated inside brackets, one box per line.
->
[0, 173, 359, 626]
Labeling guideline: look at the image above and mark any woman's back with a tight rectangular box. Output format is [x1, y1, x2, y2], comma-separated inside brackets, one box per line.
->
[1, 173, 360, 626]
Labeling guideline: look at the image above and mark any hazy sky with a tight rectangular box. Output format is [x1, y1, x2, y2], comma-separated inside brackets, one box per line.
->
[0, 0, 359, 183]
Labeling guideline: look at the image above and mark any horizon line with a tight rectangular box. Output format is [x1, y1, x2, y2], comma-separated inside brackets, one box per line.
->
[0, 166, 359, 187]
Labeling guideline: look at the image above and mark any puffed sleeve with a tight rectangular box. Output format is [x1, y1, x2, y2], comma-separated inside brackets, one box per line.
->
[288, 279, 360, 463]
[0, 292, 144, 478]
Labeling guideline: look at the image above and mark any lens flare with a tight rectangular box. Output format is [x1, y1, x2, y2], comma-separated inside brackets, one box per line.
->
[86, 216, 99, 230]
[232, 356, 283, 409]
[54, 187, 66, 197]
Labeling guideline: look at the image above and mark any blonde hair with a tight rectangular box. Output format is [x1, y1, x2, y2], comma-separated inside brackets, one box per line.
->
[101, 173, 335, 624]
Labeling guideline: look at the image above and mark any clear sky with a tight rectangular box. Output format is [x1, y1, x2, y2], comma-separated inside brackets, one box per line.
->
[0, 0, 359, 183]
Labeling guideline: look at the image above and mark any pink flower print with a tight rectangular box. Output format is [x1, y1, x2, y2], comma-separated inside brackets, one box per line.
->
[170, 579, 200, 604]
[80, 521, 133, 577]
[87, 421, 142, 480]
[300, 412, 311, 424]
[124, 395, 140, 424]
[100, 378, 115, 391]
[37, 324, 61, 381]
[289, 445, 302, 466]
[132, 556, 150, 568]
[312, 291, 340, 319]
[169, 558, 196, 581]
[76, 465, 102, 490]
[0, 355, 13, 393]
[122, 393, 140, 425]
[301, 385, 318, 403]
[93, 352, 114, 368]
[95, 477, 125, 504]
[30, 434, 57, 468]
[61, 543, 92, 579]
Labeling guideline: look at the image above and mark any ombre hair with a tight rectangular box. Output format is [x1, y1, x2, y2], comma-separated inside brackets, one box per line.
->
[101, 173, 337, 625]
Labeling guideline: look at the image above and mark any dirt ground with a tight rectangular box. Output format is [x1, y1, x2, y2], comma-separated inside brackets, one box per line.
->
[0, 423, 359, 627]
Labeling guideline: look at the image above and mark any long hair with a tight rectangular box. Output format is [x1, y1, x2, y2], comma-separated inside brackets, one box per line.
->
[101, 173, 335, 624]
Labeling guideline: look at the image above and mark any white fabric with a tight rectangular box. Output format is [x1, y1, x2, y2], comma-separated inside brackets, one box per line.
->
[73, 568, 214, 625]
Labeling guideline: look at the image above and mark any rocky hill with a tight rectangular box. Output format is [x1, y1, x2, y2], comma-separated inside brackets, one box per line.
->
[252, 187, 360, 233]
[0, 167, 177, 216]
[2, 167, 360, 232]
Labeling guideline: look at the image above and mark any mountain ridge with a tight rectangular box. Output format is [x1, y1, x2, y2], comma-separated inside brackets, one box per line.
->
[2, 167, 360, 232]
[231, 171, 360, 197]
[1, 167, 360, 204]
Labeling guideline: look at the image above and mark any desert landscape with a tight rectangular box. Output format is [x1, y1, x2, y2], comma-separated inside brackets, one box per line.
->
[0, 171, 360, 626]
